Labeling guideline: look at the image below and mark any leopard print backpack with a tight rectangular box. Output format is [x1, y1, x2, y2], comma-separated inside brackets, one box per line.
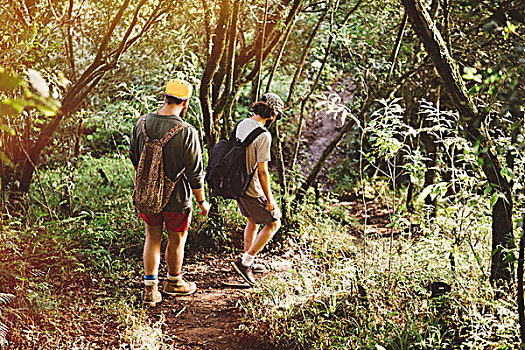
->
[133, 116, 190, 214]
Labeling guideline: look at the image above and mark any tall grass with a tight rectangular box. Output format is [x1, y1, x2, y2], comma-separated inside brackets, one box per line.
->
[242, 192, 520, 349]
[0, 154, 165, 348]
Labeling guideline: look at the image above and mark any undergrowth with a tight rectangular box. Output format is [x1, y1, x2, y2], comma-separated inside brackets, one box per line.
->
[242, 190, 521, 349]
[1, 152, 249, 348]
[0, 154, 169, 348]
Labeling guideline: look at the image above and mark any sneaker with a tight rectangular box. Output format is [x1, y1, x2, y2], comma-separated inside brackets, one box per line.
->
[144, 285, 162, 306]
[231, 258, 255, 285]
[252, 262, 268, 274]
[163, 280, 197, 296]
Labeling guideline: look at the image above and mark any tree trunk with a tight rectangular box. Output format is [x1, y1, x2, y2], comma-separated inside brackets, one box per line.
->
[251, 0, 269, 103]
[518, 212, 525, 343]
[400, 0, 514, 282]
[285, 5, 329, 107]
[387, 11, 408, 83]
[199, 0, 231, 154]
[421, 85, 440, 216]
[220, 0, 240, 139]
[265, 13, 297, 93]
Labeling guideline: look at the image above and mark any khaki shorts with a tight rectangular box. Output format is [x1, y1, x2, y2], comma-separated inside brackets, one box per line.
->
[237, 195, 281, 225]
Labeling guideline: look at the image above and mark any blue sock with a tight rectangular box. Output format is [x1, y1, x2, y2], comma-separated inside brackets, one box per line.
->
[144, 274, 158, 286]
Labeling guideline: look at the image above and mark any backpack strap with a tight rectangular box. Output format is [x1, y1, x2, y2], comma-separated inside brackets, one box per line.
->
[241, 127, 267, 147]
[140, 116, 150, 142]
[140, 115, 190, 146]
[159, 122, 191, 146]
[229, 122, 240, 141]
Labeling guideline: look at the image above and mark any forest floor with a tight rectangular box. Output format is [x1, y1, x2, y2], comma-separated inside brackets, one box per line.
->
[122, 198, 391, 350]
[138, 251, 278, 350]
[4, 197, 394, 350]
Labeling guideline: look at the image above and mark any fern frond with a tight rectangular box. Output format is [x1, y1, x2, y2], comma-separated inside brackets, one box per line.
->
[0, 294, 14, 305]
[0, 321, 8, 346]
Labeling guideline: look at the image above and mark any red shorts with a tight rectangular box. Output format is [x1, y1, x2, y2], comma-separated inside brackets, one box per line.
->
[138, 211, 191, 232]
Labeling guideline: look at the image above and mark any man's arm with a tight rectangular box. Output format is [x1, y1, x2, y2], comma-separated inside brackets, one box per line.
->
[192, 188, 210, 215]
[257, 161, 276, 211]
[183, 128, 209, 215]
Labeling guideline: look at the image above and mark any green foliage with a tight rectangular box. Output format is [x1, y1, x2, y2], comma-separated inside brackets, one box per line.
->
[243, 196, 520, 349]
[0, 67, 60, 166]
[0, 0, 524, 348]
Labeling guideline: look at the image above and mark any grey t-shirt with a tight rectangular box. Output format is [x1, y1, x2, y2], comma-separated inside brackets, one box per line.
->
[235, 118, 271, 198]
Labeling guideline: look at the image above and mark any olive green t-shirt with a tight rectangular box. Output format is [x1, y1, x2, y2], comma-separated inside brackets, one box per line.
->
[129, 113, 204, 212]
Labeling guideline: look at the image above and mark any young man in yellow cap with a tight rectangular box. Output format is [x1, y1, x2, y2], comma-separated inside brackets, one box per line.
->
[129, 79, 210, 306]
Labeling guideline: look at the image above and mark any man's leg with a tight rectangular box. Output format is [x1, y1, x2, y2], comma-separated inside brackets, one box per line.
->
[143, 223, 163, 306]
[163, 229, 197, 295]
[165, 230, 188, 276]
[244, 217, 259, 253]
[233, 219, 281, 284]
[246, 219, 281, 256]
[143, 224, 163, 277]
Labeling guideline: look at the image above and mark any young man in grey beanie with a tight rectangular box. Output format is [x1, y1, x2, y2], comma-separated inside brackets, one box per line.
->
[231, 92, 284, 285]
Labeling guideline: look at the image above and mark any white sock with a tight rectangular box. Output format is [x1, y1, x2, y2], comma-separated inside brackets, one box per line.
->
[241, 252, 255, 267]
[144, 279, 158, 286]
[167, 273, 182, 282]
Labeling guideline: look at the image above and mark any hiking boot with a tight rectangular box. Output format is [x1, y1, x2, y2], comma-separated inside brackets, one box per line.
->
[163, 280, 197, 296]
[252, 262, 268, 274]
[143, 285, 162, 306]
[232, 258, 255, 285]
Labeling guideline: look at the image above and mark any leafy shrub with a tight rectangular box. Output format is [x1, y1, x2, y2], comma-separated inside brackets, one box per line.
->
[242, 194, 521, 349]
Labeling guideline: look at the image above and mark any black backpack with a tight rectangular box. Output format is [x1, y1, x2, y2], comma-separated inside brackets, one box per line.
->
[205, 123, 267, 199]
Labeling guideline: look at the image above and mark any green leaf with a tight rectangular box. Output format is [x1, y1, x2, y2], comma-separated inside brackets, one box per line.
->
[504, 252, 516, 263]
[36, 103, 57, 117]
[4, 98, 33, 113]
[463, 67, 482, 83]
[490, 192, 499, 210]
[0, 125, 14, 135]
[484, 183, 492, 196]
[27, 69, 49, 97]
[500, 167, 515, 180]
[0, 70, 21, 92]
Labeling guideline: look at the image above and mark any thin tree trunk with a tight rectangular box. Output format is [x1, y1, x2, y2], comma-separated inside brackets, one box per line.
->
[199, 0, 231, 153]
[271, 124, 288, 218]
[265, 14, 297, 93]
[220, 0, 240, 139]
[387, 11, 408, 83]
[421, 85, 440, 216]
[400, 0, 513, 282]
[251, 0, 269, 103]
[518, 212, 525, 343]
[201, 0, 212, 57]
[65, 0, 77, 82]
[285, 5, 329, 107]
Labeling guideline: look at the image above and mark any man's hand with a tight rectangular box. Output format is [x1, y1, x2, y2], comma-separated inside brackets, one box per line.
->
[197, 201, 210, 216]
[266, 198, 277, 212]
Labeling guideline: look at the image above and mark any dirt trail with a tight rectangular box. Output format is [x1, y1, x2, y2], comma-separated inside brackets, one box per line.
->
[143, 252, 275, 350]
[299, 78, 357, 175]
[136, 200, 394, 350]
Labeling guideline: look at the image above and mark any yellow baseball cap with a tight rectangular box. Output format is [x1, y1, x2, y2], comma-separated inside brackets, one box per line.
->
[165, 79, 192, 100]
